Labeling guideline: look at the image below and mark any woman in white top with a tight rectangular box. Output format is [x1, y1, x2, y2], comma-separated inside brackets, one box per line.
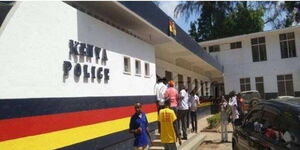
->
[228, 91, 239, 125]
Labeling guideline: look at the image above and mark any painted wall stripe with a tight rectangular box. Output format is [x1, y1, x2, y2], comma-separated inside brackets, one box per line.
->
[60, 122, 157, 150]
[0, 112, 157, 150]
[0, 104, 156, 142]
[0, 95, 156, 119]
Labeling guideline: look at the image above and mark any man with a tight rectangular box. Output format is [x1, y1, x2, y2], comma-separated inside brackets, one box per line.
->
[164, 80, 179, 134]
[154, 78, 167, 133]
[159, 100, 181, 150]
[178, 86, 189, 140]
[189, 92, 200, 133]
[129, 103, 152, 150]
[155, 78, 167, 113]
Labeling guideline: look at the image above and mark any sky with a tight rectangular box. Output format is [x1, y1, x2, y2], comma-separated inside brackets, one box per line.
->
[158, 1, 273, 34]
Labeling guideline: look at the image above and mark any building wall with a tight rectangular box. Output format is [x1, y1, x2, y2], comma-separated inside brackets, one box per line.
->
[156, 58, 211, 96]
[0, 1, 156, 98]
[0, 2, 157, 150]
[201, 27, 300, 98]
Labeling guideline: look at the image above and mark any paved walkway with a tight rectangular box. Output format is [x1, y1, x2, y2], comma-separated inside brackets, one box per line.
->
[197, 114, 233, 150]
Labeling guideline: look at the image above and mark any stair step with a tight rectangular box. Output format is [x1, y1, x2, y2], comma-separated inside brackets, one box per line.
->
[152, 139, 163, 147]
[149, 146, 165, 150]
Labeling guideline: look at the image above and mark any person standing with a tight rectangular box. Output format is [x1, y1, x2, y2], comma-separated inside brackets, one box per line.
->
[220, 95, 228, 142]
[228, 91, 239, 128]
[189, 92, 200, 133]
[178, 86, 189, 140]
[155, 78, 168, 113]
[159, 100, 181, 150]
[129, 103, 152, 150]
[164, 80, 179, 132]
[154, 78, 167, 133]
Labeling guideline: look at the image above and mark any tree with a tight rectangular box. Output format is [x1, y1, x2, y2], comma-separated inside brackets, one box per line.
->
[174, 1, 300, 42]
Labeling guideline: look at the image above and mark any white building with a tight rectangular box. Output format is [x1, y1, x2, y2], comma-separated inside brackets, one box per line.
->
[200, 26, 300, 99]
[0, 1, 222, 150]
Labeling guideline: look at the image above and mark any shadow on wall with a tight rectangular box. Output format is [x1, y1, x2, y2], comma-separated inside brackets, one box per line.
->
[76, 10, 155, 63]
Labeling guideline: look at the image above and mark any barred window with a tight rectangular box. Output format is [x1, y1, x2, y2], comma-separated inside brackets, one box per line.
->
[279, 32, 297, 58]
[240, 78, 251, 91]
[251, 37, 267, 62]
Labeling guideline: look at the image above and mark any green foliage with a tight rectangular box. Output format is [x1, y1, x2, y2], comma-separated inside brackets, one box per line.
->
[206, 113, 221, 129]
[174, 1, 300, 42]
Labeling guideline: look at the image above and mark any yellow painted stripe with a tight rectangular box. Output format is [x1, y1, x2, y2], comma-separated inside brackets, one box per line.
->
[0, 112, 157, 150]
[199, 102, 212, 107]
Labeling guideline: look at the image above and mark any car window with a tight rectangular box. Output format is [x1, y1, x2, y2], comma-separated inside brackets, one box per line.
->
[244, 109, 264, 130]
[277, 111, 300, 149]
[259, 108, 281, 142]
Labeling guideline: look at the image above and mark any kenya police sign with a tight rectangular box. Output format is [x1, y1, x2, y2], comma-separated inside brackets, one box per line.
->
[63, 40, 110, 82]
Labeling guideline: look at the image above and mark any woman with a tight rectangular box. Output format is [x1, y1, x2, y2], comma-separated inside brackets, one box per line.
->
[228, 91, 239, 128]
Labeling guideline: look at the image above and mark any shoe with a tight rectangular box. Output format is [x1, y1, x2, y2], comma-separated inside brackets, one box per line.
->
[182, 137, 188, 140]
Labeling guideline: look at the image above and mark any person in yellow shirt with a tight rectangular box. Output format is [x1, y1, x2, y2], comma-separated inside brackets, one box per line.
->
[158, 100, 181, 150]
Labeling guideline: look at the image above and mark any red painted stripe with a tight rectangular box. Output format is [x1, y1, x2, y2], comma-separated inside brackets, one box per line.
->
[0, 103, 157, 142]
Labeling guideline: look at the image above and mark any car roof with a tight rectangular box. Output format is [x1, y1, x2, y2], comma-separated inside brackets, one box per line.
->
[260, 97, 300, 113]
[240, 90, 259, 94]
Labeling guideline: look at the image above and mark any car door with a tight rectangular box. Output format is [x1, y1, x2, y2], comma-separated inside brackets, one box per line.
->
[252, 106, 284, 150]
[237, 106, 264, 150]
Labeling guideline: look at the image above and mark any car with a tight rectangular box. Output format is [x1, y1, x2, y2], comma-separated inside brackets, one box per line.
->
[277, 96, 295, 99]
[239, 90, 262, 113]
[232, 98, 300, 150]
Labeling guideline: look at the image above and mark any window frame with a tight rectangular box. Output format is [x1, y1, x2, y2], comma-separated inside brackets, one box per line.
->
[251, 37, 267, 62]
[240, 77, 251, 92]
[279, 32, 297, 59]
[277, 74, 294, 96]
[144, 62, 150, 78]
[123, 56, 131, 75]
[255, 77, 265, 98]
[209, 45, 220, 53]
[135, 59, 141, 76]
[230, 41, 242, 49]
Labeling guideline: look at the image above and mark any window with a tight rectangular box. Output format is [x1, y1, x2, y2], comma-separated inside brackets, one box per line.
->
[230, 41, 242, 49]
[209, 45, 220, 53]
[165, 71, 173, 82]
[277, 74, 294, 96]
[251, 37, 267, 62]
[255, 77, 265, 98]
[240, 78, 251, 91]
[178, 74, 184, 90]
[144, 63, 150, 77]
[135, 60, 141, 75]
[123, 57, 131, 74]
[279, 32, 297, 58]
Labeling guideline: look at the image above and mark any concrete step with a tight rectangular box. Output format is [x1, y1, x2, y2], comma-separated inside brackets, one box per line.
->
[148, 146, 165, 150]
[152, 139, 163, 147]
[178, 133, 207, 150]
[154, 132, 160, 139]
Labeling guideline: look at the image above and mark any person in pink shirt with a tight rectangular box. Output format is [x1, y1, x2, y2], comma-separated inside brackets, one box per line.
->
[164, 80, 179, 133]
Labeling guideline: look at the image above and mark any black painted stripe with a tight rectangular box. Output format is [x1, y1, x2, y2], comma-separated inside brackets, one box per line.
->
[59, 122, 157, 150]
[0, 95, 156, 119]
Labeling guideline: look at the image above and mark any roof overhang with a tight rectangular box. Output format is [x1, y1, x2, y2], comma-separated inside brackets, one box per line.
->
[66, 1, 223, 79]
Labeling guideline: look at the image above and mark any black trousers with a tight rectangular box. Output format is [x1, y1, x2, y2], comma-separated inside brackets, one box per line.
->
[178, 109, 188, 138]
[190, 111, 198, 132]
